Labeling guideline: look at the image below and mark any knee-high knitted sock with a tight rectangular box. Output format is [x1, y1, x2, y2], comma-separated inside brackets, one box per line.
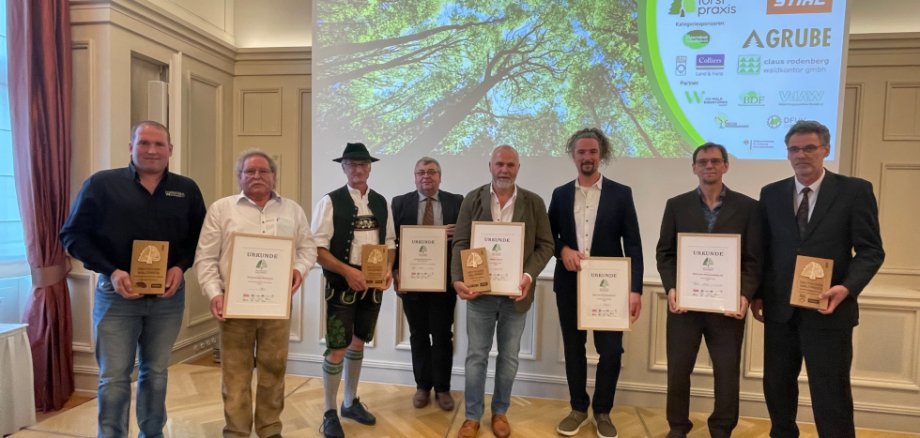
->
[343, 348, 364, 407]
[322, 357, 343, 412]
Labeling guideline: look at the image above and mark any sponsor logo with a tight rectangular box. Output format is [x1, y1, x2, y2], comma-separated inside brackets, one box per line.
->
[778, 89, 825, 106]
[683, 30, 711, 49]
[669, 0, 738, 17]
[767, 0, 833, 15]
[676, 56, 688, 76]
[743, 28, 832, 49]
[684, 90, 728, 106]
[696, 54, 724, 70]
[739, 91, 765, 106]
[743, 138, 777, 150]
[715, 113, 749, 129]
[738, 55, 761, 74]
[762, 57, 829, 74]
[767, 115, 782, 128]
[767, 115, 806, 128]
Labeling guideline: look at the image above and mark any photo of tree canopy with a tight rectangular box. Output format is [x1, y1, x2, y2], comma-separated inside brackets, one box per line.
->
[314, 0, 692, 158]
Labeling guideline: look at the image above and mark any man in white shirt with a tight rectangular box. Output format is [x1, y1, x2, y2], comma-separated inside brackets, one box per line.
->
[547, 128, 644, 438]
[451, 145, 554, 438]
[312, 143, 396, 438]
[194, 149, 317, 438]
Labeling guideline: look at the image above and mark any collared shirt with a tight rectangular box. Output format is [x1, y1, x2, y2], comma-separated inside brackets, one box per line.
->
[60, 163, 206, 277]
[489, 184, 517, 222]
[194, 192, 318, 300]
[573, 178, 602, 255]
[416, 191, 443, 225]
[794, 168, 826, 221]
[696, 185, 727, 232]
[311, 185, 396, 265]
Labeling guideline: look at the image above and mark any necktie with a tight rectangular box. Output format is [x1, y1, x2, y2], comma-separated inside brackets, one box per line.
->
[796, 187, 811, 238]
[422, 197, 434, 225]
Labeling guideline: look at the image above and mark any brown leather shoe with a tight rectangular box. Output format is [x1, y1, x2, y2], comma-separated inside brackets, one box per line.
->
[413, 389, 431, 408]
[435, 391, 455, 411]
[457, 419, 480, 438]
[491, 414, 511, 438]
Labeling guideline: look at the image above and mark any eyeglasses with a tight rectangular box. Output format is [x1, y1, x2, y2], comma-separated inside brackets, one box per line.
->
[694, 158, 725, 166]
[787, 145, 822, 154]
[242, 168, 273, 177]
[343, 161, 370, 169]
[414, 170, 440, 177]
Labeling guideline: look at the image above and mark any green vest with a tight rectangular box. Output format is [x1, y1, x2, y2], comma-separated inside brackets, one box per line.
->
[323, 185, 388, 290]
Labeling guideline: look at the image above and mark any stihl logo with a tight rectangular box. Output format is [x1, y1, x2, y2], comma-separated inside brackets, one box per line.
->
[768, 0, 832, 14]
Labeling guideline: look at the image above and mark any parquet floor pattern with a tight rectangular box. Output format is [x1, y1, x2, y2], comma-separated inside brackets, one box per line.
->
[10, 363, 917, 437]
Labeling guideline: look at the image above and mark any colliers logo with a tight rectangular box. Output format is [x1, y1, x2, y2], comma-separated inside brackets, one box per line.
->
[743, 28, 831, 49]
[683, 30, 711, 49]
[767, 0, 833, 15]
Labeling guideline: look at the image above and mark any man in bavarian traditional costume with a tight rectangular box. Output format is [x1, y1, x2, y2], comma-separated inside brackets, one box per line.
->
[311, 142, 396, 438]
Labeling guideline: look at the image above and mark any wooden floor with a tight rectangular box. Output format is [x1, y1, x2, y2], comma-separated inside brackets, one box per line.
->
[11, 360, 918, 437]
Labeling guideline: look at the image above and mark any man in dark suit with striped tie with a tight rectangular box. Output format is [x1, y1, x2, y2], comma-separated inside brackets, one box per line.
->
[391, 157, 464, 411]
[752, 120, 885, 437]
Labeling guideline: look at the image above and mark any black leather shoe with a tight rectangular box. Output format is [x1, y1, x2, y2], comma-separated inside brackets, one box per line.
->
[341, 398, 377, 425]
[320, 409, 344, 438]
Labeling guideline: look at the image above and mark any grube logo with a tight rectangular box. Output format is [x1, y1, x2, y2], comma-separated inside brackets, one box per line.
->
[743, 28, 831, 49]
[767, 0, 833, 15]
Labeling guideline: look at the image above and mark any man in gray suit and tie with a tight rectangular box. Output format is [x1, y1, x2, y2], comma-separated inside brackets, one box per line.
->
[451, 145, 554, 438]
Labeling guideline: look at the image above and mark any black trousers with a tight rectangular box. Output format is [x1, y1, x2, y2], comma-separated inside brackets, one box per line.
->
[763, 315, 855, 438]
[666, 311, 745, 438]
[401, 291, 457, 393]
[555, 290, 624, 414]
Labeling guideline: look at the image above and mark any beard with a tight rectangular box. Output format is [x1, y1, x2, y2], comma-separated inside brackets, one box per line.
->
[493, 177, 515, 190]
[579, 161, 597, 176]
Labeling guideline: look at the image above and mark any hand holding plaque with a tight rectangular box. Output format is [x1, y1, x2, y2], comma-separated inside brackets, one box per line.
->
[461, 248, 491, 293]
[130, 240, 169, 294]
[790, 255, 832, 310]
[362, 244, 389, 289]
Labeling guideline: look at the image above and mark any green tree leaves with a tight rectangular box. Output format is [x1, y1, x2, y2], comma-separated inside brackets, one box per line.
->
[314, 0, 689, 158]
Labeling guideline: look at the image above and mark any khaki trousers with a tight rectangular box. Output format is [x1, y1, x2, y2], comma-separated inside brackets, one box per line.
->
[220, 318, 291, 437]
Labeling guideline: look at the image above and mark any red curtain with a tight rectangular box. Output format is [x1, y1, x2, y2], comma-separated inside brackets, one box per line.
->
[7, 0, 75, 411]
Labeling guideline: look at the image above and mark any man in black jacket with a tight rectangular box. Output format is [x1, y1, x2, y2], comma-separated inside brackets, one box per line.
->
[391, 157, 463, 411]
[548, 128, 644, 438]
[752, 120, 884, 437]
[656, 142, 762, 438]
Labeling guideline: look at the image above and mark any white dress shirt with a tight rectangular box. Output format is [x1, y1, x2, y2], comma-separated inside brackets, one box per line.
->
[489, 184, 517, 222]
[794, 168, 826, 221]
[194, 192, 318, 301]
[573, 178, 602, 255]
[311, 185, 397, 265]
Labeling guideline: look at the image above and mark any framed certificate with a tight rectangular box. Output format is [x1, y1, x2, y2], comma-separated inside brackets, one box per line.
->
[471, 221, 525, 296]
[676, 233, 741, 313]
[577, 257, 631, 331]
[224, 233, 296, 319]
[398, 225, 448, 292]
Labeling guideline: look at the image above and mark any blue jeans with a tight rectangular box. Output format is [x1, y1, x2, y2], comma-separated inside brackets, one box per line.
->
[464, 295, 527, 421]
[92, 275, 185, 438]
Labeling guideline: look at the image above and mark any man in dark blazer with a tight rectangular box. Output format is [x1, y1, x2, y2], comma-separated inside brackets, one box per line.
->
[656, 142, 762, 438]
[752, 120, 884, 437]
[547, 128, 643, 438]
[391, 157, 464, 411]
[451, 145, 554, 438]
